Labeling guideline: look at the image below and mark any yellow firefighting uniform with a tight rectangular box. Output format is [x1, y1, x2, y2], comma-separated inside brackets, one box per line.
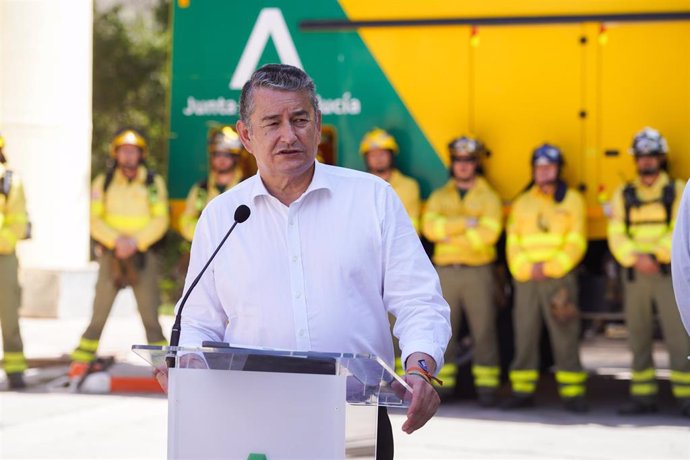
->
[179, 173, 242, 242]
[0, 163, 29, 376]
[607, 172, 690, 404]
[422, 177, 503, 393]
[507, 185, 588, 400]
[388, 169, 421, 233]
[72, 166, 169, 363]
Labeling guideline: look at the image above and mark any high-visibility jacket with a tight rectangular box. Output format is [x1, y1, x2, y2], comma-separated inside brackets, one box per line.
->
[90, 166, 169, 251]
[0, 163, 28, 255]
[608, 172, 684, 267]
[422, 177, 502, 266]
[179, 173, 242, 242]
[507, 185, 587, 282]
[389, 169, 421, 233]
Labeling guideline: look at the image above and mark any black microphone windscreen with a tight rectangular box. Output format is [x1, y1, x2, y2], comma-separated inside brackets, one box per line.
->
[234, 204, 251, 223]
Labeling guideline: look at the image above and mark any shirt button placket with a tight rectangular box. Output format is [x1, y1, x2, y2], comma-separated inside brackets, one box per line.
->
[287, 206, 309, 348]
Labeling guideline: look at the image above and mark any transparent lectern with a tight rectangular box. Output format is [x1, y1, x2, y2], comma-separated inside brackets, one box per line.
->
[133, 344, 412, 460]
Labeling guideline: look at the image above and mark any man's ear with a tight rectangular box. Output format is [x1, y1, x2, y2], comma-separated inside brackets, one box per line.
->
[236, 120, 252, 154]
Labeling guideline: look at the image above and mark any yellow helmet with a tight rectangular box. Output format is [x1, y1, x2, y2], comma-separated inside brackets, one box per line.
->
[110, 129, 148, 158]
[208, 125, 243, 154]
[359, 128, 398, 156]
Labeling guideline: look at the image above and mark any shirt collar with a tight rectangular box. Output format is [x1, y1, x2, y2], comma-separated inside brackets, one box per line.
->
[250, 160, 333, 205]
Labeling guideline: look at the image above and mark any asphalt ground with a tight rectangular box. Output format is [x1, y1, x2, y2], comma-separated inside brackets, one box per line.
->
[1, 316, 689, 459]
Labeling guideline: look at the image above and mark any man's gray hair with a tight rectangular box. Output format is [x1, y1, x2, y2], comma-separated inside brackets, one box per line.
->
[239, 64, 320, 124]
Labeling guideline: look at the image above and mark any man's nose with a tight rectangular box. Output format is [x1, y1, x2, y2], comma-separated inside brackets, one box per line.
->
[277, 121, 298, 144]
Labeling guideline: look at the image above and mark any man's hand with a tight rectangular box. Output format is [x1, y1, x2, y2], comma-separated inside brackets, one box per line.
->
[153, 354, 208, 394]
[114, 236, 138, 259]
[401, 373, 440, 434]
[634, 254, 659, 275]
[531, 262, 547, 281]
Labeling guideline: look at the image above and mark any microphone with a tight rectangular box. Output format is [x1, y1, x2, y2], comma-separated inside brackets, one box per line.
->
[166, 204, 251, 368]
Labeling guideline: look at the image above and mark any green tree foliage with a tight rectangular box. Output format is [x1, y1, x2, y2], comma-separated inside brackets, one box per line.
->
[92, 1, 182, 312]
[92, 0, 170, 176]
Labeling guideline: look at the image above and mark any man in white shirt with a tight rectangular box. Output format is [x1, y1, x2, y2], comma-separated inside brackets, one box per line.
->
[171, 64, 451, 458]
[672, 180, 690, 334]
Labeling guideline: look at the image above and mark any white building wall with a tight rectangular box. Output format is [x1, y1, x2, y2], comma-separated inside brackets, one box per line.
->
[1, 0, 96, 317]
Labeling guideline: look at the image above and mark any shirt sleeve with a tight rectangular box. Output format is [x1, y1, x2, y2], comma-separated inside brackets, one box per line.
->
[177, 206, 228, 347]
[381, 186, 451, 372]
[671, 180, 690, 334]
[132, 175, 170, 251]
[543, 191, 587, 278]
[179, 184, 201, 242]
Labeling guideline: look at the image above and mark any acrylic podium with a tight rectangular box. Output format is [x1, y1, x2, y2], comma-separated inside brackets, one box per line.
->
[133, 344, 412, 460]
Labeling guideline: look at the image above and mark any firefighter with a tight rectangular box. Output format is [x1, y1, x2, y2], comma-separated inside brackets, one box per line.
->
[179, 125, 246, 242]
[504, 144, 588, 413]
[608, 127, 690, 416]
[360, 128, 421, 232]
[422, 136, 503, 405]
[0, 134, 30, 389]
[70, 129, 169, 373]
[360, 127, 422, 376]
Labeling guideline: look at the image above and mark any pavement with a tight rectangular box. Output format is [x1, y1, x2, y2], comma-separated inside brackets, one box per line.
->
[1, 314, 690, 459]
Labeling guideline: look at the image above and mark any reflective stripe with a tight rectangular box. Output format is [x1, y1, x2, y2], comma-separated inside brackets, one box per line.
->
[4, 353, 27, 373]
[475, 376, 500, 388]
[507, 234, 520, 246]
[479, 216, 501, 232]
[630, 226, 666, 238]
[149, 340, 168, 347]
[0, 228, 18, 246]
[438, 363, 457, 377]
[151, 202, 167, 217]
[473, 365, 500, 377]
[670, 371, 690, 384]
[513, 382, 536, 393]
[91, 201, 105, 216]
[631, 383, 658, 396]
[433, 218, 447, 240]
[510, 369, 539, 382]
[526, 249, 558, 261]
[553, 251, 574, 273]
[564, 232, 587, 251]
[4, 213, 28, 225]
[672, 385, 690, 398]
[466, 228, 483, 250]
[511, 252, 531, 272]
[608, 222, 627, 234]
[521, 233, 564, 247]
[79, 337, 100, 352]
[632, 368, 656, 382]
[613, 240, 636, 260]
[71, 349, 96, 364]
[559, 385, 586, 398]
[555, 371, 588, 384]
[105, 215, 151, 231]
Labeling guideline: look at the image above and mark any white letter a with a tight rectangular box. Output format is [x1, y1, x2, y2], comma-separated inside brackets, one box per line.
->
[229, 8, 304, 90]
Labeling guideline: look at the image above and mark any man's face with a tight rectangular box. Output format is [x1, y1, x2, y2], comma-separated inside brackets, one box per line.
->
[534, 163, 559, 187]
[451, 152, 477, 181]
[236, 88, 321, 179]
[210, 150, 238, 174]
[635, 155, 662, 176]
[365, 148, 393, 174]
[115, 144, 142, 171]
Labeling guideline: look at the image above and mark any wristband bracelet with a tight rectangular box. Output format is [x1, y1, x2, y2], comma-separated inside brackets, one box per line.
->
[406, 371, 431, 384]
[406, 366, 443, 386]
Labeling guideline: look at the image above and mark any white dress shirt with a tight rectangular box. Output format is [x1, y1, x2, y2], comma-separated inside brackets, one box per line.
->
[177, 161, 451, 368]
[672, 179, 690, 334]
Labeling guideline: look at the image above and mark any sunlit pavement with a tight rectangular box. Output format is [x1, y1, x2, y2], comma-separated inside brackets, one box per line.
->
[1, 316, 689, 459]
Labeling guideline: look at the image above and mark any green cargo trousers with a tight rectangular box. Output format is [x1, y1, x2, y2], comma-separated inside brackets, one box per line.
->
[75, 251, 166, 362]
[0, 253, 27, 374]
[623, 270, 690, 401]
[510, 272, 586, 399]
[438, 264, 500, 393]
